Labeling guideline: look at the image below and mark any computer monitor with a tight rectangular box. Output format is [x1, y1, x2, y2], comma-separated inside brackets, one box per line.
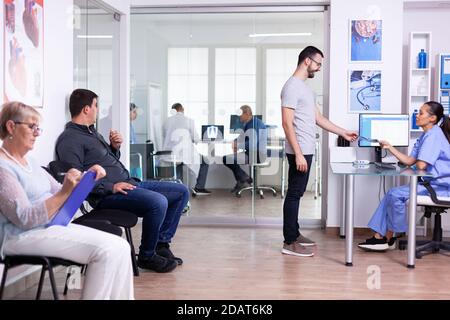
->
[229, 115, 263, 133]
[202, 125, 224, 141]
[359, 114, 409, 163]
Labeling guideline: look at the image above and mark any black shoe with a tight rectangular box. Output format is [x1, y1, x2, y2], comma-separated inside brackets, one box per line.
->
[385, 236, 397, 250]
[156, 243, 183, 265]
[137, 254, 177, 272]
[193, 187, 212, 195]
[357, 236, 388, 251]
[230, 183, 240, 193]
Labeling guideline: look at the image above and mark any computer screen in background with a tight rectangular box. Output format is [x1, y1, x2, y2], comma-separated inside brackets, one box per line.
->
[359, 114, 409, 163]
[201, 125, 225, 141]
[229, 115, 263, 133]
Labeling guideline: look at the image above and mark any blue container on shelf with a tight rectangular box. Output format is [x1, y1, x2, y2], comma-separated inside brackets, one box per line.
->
[418, 49, 427, 69]
[412, 109, 419, 129]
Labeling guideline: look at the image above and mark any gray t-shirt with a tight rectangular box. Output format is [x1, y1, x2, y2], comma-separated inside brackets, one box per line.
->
[280, 76, 316, 155]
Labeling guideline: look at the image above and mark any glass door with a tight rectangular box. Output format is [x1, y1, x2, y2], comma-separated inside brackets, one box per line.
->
[130, 8, 325, 225]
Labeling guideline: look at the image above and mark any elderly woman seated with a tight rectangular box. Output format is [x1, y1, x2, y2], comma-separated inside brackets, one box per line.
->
[0, 101, 134, 300]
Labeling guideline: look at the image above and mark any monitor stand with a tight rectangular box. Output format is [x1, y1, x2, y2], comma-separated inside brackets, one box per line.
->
[374, 146, 382, 163]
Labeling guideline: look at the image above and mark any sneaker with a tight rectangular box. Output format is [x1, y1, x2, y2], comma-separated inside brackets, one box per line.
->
[357, 236, 388, 251]
[193, 187, 212, 195]
[385, 236, 397, 250]
[281, 242, 314, 257]
[137, 254, 177, 273]
[156, 242, 183, 265]
[296, 233, 316, 246]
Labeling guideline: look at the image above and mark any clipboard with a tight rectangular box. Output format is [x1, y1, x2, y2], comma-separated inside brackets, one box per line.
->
[47, 171, 96, 227]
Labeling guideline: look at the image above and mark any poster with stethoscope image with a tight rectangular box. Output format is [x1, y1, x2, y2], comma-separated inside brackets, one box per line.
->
[348, 70, 381, 113]
[349, 19, 382, 63]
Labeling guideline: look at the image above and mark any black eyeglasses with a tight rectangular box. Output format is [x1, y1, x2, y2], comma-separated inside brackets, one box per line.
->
[14, 122, 43, 134]
[308, 56, 322, 67]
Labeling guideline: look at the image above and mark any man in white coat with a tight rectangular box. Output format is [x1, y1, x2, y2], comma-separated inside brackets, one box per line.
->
[163, 103, 211, 195]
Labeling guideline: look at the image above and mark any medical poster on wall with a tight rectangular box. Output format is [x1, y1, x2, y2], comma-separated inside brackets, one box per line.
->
[348, 70, 381, 113]
[3, 0, 44, 107]
[350, 20, 382, 62]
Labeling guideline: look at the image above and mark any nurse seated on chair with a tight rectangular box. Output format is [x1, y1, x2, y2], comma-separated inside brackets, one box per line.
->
[358, 101, 450, 251]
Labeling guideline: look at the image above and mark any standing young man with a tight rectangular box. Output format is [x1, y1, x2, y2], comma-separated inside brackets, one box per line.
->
[281, 46, 358, 257]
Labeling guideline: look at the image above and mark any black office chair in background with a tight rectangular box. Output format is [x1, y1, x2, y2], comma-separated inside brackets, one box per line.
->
[236, 160, 277, 199]
[47, 161, 140, 276]
[399, 174, 450, 259]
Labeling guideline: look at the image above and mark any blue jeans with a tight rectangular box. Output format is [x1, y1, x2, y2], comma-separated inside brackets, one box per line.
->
[96, 180, 189, 257]
[283, 154, 313, 244]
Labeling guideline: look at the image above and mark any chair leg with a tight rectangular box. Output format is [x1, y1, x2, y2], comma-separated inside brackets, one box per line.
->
[63, 269, 71, 296]
[47, 263, 59, 300]
[125, 227, 139, 276]
[0, 263, 9, 300]
[35, 265, 47, 300]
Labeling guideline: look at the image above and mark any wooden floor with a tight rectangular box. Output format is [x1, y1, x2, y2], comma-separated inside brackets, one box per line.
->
[189, 190, 321, 219]
[10, 223, 450, 300]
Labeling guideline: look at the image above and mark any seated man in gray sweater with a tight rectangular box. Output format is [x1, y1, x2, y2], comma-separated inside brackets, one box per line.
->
[55, 89, 189, 273]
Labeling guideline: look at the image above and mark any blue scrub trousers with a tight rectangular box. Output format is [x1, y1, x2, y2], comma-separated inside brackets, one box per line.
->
[368, 183, 450, 236]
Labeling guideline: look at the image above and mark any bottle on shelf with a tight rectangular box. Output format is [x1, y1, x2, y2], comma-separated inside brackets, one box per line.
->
[418, 49, 427, 69]
[417, 76, 427, 95]
[412, 109, 419, 130]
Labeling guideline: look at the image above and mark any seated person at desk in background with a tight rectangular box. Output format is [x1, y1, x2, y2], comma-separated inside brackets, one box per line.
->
[55, 89, 189, 273]
[223, 105, 267, 194]
[0, 101, 134, 299]
[358, 101, 450, 251]
[129, 102, 138, 144]
[162, 102, 211, 195]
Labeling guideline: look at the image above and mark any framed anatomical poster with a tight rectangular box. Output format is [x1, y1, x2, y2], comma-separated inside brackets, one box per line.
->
[4, 0, 44, 107]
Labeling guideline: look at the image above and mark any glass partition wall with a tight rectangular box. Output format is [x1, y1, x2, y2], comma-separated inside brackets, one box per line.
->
[130, 9, 324, 224]
[73, 0, 119, 139]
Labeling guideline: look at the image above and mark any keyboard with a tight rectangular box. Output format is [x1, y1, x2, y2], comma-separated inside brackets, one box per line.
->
[374, 162, 396, 170]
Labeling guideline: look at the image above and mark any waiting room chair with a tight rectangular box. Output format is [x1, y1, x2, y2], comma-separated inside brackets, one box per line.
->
[47, 161, 140, 276]
[398, 174, 450, 259]
[0, 220, 122, 300]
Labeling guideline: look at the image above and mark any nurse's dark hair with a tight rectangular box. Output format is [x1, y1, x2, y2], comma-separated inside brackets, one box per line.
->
[425, 101, 450, 143]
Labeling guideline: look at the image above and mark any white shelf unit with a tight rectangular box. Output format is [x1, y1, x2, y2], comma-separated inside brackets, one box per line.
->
[435, 53, 450, 115]
[407, 32, 432, 133]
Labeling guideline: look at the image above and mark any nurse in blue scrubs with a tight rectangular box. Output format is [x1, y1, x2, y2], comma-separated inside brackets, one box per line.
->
[358, 101, 450, 251]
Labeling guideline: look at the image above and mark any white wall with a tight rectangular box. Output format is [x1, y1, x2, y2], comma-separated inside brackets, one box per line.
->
[326, 0, 404, 228]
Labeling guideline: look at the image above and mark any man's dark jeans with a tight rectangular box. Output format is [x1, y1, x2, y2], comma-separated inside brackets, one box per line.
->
[222, 153, 250, 183]
[96, 180, 189, 258]
[283, 153, 313, 244]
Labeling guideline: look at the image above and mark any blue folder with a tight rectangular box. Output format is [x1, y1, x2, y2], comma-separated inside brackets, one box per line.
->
[47, 171, 96, 227]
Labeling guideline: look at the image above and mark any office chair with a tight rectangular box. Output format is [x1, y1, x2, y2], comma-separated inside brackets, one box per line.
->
[236, 160, 277, 199]
[398, 174, 450, 258]
[150, 150, 191, 215]
[47, 161, 140, 276]
[0, 220, 122, 300]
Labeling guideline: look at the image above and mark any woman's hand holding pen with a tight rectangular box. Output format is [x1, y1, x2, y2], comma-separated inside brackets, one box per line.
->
[60, 169, 82, 196]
